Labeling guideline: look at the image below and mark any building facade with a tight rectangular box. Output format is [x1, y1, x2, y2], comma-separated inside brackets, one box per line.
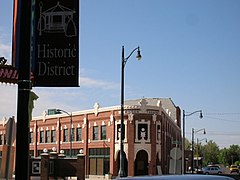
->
[0, 98, 182, 177]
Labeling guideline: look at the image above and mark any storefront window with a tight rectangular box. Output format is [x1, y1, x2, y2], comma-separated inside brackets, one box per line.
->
[89, 148, 110, 175]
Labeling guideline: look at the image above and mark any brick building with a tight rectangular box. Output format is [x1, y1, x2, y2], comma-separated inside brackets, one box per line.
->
[1, 97, 182, 177]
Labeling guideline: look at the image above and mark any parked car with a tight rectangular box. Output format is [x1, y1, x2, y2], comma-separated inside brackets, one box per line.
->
[202, 166, 222, 175]
[230, 165, 239, 173]
[118, 174, 234, 180]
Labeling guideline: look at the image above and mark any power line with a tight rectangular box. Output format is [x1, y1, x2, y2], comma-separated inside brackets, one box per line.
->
[204, 112, 240, 116]
[186, 130, 240, 136]
[204, 116, 240, 123]
[206, 131, 240, 136]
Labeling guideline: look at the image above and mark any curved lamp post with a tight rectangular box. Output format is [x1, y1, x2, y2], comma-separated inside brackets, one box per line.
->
[191, 128, 206, 173]
[56, 109, 73, 157]
[182, 110, 203, 174]
[196, 138, 207, 169]
[119, 46, 142, 177]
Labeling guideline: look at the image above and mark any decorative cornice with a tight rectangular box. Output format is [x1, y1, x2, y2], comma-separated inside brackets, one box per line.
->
[128, 112, 134, 123]
[32, 99, 178, 129]
[93, 102, 100, 116]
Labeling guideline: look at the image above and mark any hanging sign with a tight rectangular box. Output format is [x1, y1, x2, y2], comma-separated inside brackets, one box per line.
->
[33, 0, 79, 87]
[0, 65, 18, 84]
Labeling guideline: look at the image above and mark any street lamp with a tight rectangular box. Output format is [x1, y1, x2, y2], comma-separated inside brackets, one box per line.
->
[119, 46, 142, 177]
[191, 128, 206, 173]
[182, 110, 203, 174]
[196, 138, 207, 169]
[56, 109, 73, 157]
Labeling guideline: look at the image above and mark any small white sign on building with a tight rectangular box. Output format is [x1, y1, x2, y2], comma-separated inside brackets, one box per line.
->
[32, 161, 41, 174]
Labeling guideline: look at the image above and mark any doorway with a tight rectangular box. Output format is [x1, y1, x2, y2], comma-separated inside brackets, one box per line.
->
[135, 150, 148, 176]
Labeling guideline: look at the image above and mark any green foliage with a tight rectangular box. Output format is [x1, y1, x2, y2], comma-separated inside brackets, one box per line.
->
[217, 145, 240, 165]
[227, 145, 240, 165]
[218, 148, 229, 165]
[184, 138, 192, 150]
[235, 161, 240, 165]
[201, 140, 219, 165]
[186, 139, 240, 166]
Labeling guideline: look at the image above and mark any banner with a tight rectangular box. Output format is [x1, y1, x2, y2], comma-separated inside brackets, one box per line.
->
[33, 0, 79, 87]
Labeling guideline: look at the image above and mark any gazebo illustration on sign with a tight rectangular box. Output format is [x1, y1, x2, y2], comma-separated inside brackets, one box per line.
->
[38, 1, 77, 37]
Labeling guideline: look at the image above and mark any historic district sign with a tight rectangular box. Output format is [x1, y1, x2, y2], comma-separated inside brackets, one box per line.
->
[1, 0, 79, 87]
[33, 0, 79, 87]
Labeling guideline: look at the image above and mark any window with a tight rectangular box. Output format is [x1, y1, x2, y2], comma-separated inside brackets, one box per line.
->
[89, 148, 110, 156]
[3, 135, 6, 145]
[76, 127, 82, 141]
[63, 129, 68, 142]
[135, 121, 150, 143]
[70, 128, 75, 142]
[37, 150, 45, 156]
[117, 124, 125, 140]
[40, 131, 44, 143]
[51, 130, 56, 142]
[30, 132, 33, 143]
[101, 125, 106, 140]
[138, 124, 148, 140]
[29, 150, 34, 157]
[157, 124, 161, 141]
[93, 126, 98, 140]
[89, 148, 110, 175]
[45, 130, 50, 143]
[0, 135, 3, 145]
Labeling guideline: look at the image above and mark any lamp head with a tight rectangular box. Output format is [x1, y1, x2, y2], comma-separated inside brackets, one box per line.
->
[136, 46, 142, 60]
[199, 111, 203, 119]
[56, 109, 62, 114]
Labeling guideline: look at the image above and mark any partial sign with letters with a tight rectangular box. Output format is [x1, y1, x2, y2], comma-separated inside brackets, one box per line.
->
[32, 161, 41, 174]
[33, 0, 79, 87]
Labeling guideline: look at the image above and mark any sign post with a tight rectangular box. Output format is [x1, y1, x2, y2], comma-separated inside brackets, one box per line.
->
[15, 0, 32, 179]
[13, 0, 79, 179]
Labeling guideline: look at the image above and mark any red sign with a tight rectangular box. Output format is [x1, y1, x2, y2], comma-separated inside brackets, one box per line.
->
[0, 65, 35, 84]
[0, 65, 18, 84]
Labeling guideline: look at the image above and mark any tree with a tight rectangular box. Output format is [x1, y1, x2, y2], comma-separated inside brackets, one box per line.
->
[185, 138, 240, 167]
[218, 148, 229, 165]
[227, 145, 240, 165]
[202, 140, 220, 166]
[185, 138, 192, 150]
[218, 145, 240, 166]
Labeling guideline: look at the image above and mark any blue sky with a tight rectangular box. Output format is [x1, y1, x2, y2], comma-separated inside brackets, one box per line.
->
[1, 0, 240, 148]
